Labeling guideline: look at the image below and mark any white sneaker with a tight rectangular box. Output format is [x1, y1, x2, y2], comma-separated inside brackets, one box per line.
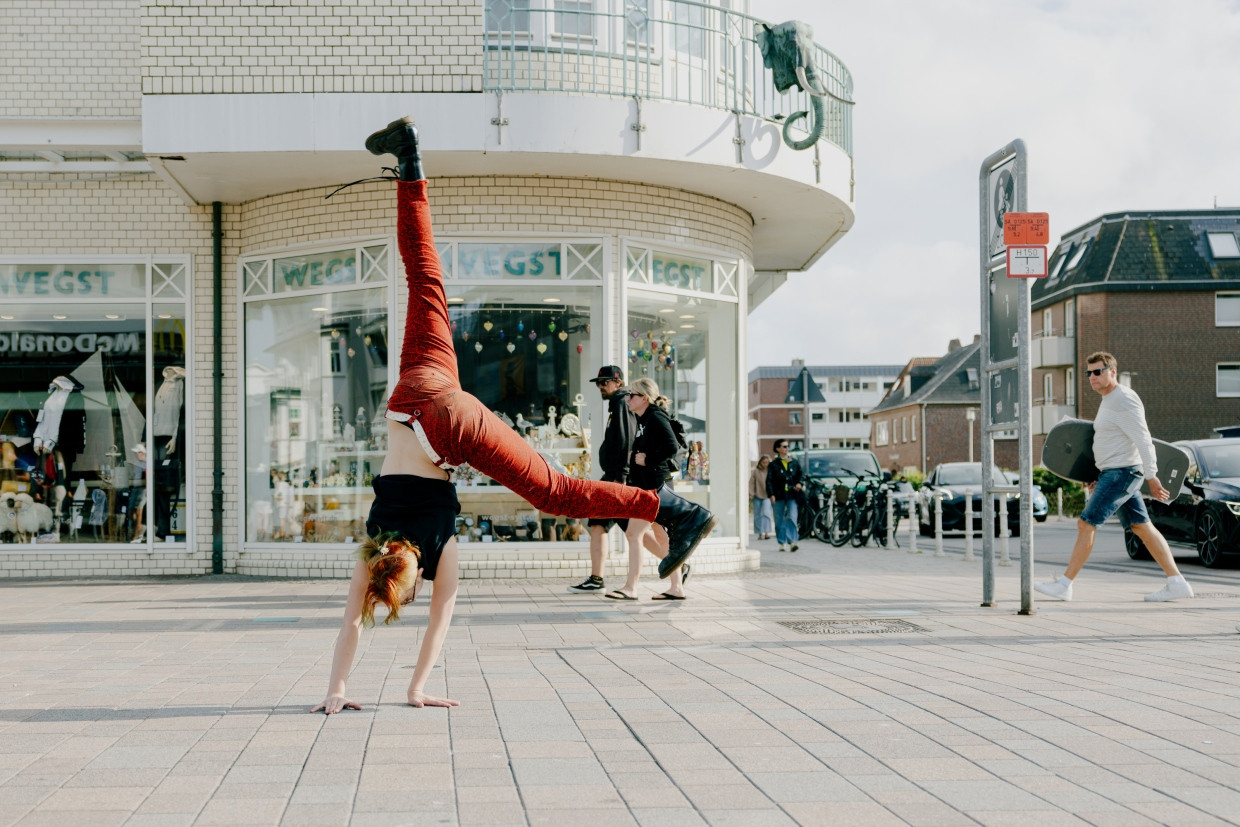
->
[1145, 578, 1193, 602]
[778, 543, 787, 552]
[1034, 576, 1073, 601]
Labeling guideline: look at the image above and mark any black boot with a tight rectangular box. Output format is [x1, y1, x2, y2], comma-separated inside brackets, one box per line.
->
[365, 116, 425, 181]
[655, 485, 717, 579]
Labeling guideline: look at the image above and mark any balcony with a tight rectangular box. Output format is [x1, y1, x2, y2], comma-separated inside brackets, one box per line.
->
[1033, 404, 1076, 435]
[137, 0, 856, 272]
[483, 0, 853, 157]
[1033, 334, 1075, 368]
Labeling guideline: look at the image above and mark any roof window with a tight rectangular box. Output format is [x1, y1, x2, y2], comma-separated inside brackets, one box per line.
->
[1047, 250, 1068, 281]
[1207, 232, 1240, 258]
[1066, 241, 1089, 270]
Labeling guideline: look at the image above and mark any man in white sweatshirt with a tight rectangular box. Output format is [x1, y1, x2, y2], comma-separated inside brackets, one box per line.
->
[1036, 351, 1193, 602]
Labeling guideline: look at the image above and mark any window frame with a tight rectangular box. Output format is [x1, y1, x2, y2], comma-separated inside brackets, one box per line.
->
[1216, 292, 1240, 327]
[1218, 363, 1240, 398]
[1207, 232, 1240, 259]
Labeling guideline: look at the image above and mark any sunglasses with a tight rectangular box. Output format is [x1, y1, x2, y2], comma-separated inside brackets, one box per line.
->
[1083, 368, 1111, 377]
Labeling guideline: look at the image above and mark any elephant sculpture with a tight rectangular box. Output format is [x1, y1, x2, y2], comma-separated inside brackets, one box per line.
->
[755, 20, 850, 151]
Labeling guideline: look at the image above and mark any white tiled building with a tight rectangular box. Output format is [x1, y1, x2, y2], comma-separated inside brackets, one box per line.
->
[748, 362, 902, 454]
[0, 0, 855, 578]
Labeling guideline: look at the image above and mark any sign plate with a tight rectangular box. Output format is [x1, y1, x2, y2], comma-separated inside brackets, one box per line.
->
[1003, 212, 1049, 245]
[1007, 246, 1048, 278]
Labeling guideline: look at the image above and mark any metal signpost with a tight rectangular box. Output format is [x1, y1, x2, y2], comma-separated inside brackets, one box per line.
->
[978, 141, 1043, 615]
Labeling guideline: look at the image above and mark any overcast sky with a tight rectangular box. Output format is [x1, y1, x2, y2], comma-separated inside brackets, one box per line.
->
[747, 0, 1240, 370]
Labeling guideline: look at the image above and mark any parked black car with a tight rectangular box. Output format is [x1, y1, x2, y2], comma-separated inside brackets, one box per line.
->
[917, 462, 1019, 536]
[1002, 470, 1049, 522]
[1125, 438, 1240, 568]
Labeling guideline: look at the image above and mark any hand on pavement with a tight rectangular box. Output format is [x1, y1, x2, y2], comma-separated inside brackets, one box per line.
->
[311, 695, 361, 715]
[407, 690, 460, 708]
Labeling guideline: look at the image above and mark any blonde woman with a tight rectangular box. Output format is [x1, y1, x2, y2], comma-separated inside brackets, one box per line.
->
[604, 377, 703, 601]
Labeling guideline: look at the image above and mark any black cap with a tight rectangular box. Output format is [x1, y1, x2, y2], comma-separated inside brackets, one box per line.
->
[591, 365, 624, 384]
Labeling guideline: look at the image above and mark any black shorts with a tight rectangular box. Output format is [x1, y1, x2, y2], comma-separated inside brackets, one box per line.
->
[364, 474, 461, 581]
[587, 475, 629, 531]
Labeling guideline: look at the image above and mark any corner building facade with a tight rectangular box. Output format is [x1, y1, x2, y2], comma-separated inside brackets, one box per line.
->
[0, 0, 855, 578]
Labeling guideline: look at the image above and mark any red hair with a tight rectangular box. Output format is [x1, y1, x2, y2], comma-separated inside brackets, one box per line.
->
[355, 534, 422, 626]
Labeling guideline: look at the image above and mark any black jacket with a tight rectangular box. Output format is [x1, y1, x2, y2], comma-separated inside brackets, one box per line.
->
[629, 405, 679, 490]
[597, 389, 636, 482]
[766, 456, 803, 501]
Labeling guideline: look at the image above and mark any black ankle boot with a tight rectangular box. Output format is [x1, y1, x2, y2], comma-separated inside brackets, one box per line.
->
[654, 485, 717, 579]
[365, 116, 425, 181]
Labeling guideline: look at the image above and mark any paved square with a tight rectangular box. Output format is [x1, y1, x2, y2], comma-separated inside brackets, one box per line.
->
[3, 523, 1239, 825]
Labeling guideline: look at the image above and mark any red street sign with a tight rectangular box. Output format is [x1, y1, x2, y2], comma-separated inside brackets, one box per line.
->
[1003, 212, 1049, 245]
[1007, 246, 1048, 278]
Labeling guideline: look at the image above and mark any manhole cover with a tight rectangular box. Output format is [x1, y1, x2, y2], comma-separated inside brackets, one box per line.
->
[1194, 592, 1240, 599]
[777, 619, 927, 635]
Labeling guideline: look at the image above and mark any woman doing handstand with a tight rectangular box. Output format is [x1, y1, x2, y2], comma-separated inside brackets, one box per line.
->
[313, 117, 717, 714]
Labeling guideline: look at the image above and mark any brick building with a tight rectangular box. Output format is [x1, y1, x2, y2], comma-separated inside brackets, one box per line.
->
[868, 339, 1019, 475]
[1031, 210, 1240, 457]
[0, 0, 857, 577]
[747, 362, 902, 457]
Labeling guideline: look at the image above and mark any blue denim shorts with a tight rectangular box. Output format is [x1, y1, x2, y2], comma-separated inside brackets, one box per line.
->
[1079, 466, 1149, 528]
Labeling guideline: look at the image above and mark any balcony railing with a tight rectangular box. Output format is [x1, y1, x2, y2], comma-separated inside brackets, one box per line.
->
[483, 0, 854, 157]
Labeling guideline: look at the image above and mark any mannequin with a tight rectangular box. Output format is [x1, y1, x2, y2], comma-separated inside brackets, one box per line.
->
[152, 366, 185, 539]
[33, 376, 84, 455]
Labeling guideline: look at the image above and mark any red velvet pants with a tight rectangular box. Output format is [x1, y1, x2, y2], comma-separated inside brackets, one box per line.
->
[385, 181, 659, 523]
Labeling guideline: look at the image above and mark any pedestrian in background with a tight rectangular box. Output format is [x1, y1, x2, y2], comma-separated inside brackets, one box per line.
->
[750, 455, 773, 540]
[767, 439, 802, 552]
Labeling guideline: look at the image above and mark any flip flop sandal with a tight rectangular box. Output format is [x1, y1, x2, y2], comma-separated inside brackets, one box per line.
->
[604, 590, 637, 600]
[651, 592, 686, 600]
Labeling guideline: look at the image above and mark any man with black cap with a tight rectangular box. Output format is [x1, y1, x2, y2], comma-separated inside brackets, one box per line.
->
[569, 365, 637, 592]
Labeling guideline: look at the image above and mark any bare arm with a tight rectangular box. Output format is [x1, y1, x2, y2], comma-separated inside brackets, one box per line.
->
[407, 538, 461, 708]
[311, 560, 368, 714]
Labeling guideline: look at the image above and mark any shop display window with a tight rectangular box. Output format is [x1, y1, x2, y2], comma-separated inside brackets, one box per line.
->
[445, 283, 602, 541]
[625, 244, 740, 535]
[243, 285, 390, 544]
[0, 259, 189, 546]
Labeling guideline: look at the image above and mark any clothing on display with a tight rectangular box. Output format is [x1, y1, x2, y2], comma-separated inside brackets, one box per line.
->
[33, 376, 83, 454]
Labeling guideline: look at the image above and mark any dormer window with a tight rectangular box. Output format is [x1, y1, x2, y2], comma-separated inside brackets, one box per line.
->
[1066, 241, 1089, 270]
[1207, 232, 1240, 258]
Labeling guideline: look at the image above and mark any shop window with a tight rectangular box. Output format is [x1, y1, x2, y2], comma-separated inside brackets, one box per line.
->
[626, 278, 739, 535]
[242, 243, 391, 545]
[0, 259, 188, 547]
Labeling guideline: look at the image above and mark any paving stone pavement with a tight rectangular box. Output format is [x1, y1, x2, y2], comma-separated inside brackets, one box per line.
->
[2, 525, 1240, 826]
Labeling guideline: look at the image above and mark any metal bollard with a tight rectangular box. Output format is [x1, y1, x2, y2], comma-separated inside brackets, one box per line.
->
[933, 495, 945, 557]
[998, 493, 1011, 566]
[886, 495, 895, 548]
[963, 492, 975, 562]
[1056, 488, 1063, 522]
[908, 498, 919, 554]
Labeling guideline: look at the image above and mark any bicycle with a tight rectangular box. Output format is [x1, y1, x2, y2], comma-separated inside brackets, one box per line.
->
[821, 475, 866, 547]
[797, 478, 831, 542]
[853, 479, 901, 548]
[823, 476, 901, 548]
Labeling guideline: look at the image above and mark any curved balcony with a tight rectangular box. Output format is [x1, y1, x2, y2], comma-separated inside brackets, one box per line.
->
[483, 0, 853, 158]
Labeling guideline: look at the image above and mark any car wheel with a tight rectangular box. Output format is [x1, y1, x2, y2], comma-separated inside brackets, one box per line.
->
[1196, 508, 1226, 568]
[1035, 514, 1047, 523]
[1124, 529, 1151, 561]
